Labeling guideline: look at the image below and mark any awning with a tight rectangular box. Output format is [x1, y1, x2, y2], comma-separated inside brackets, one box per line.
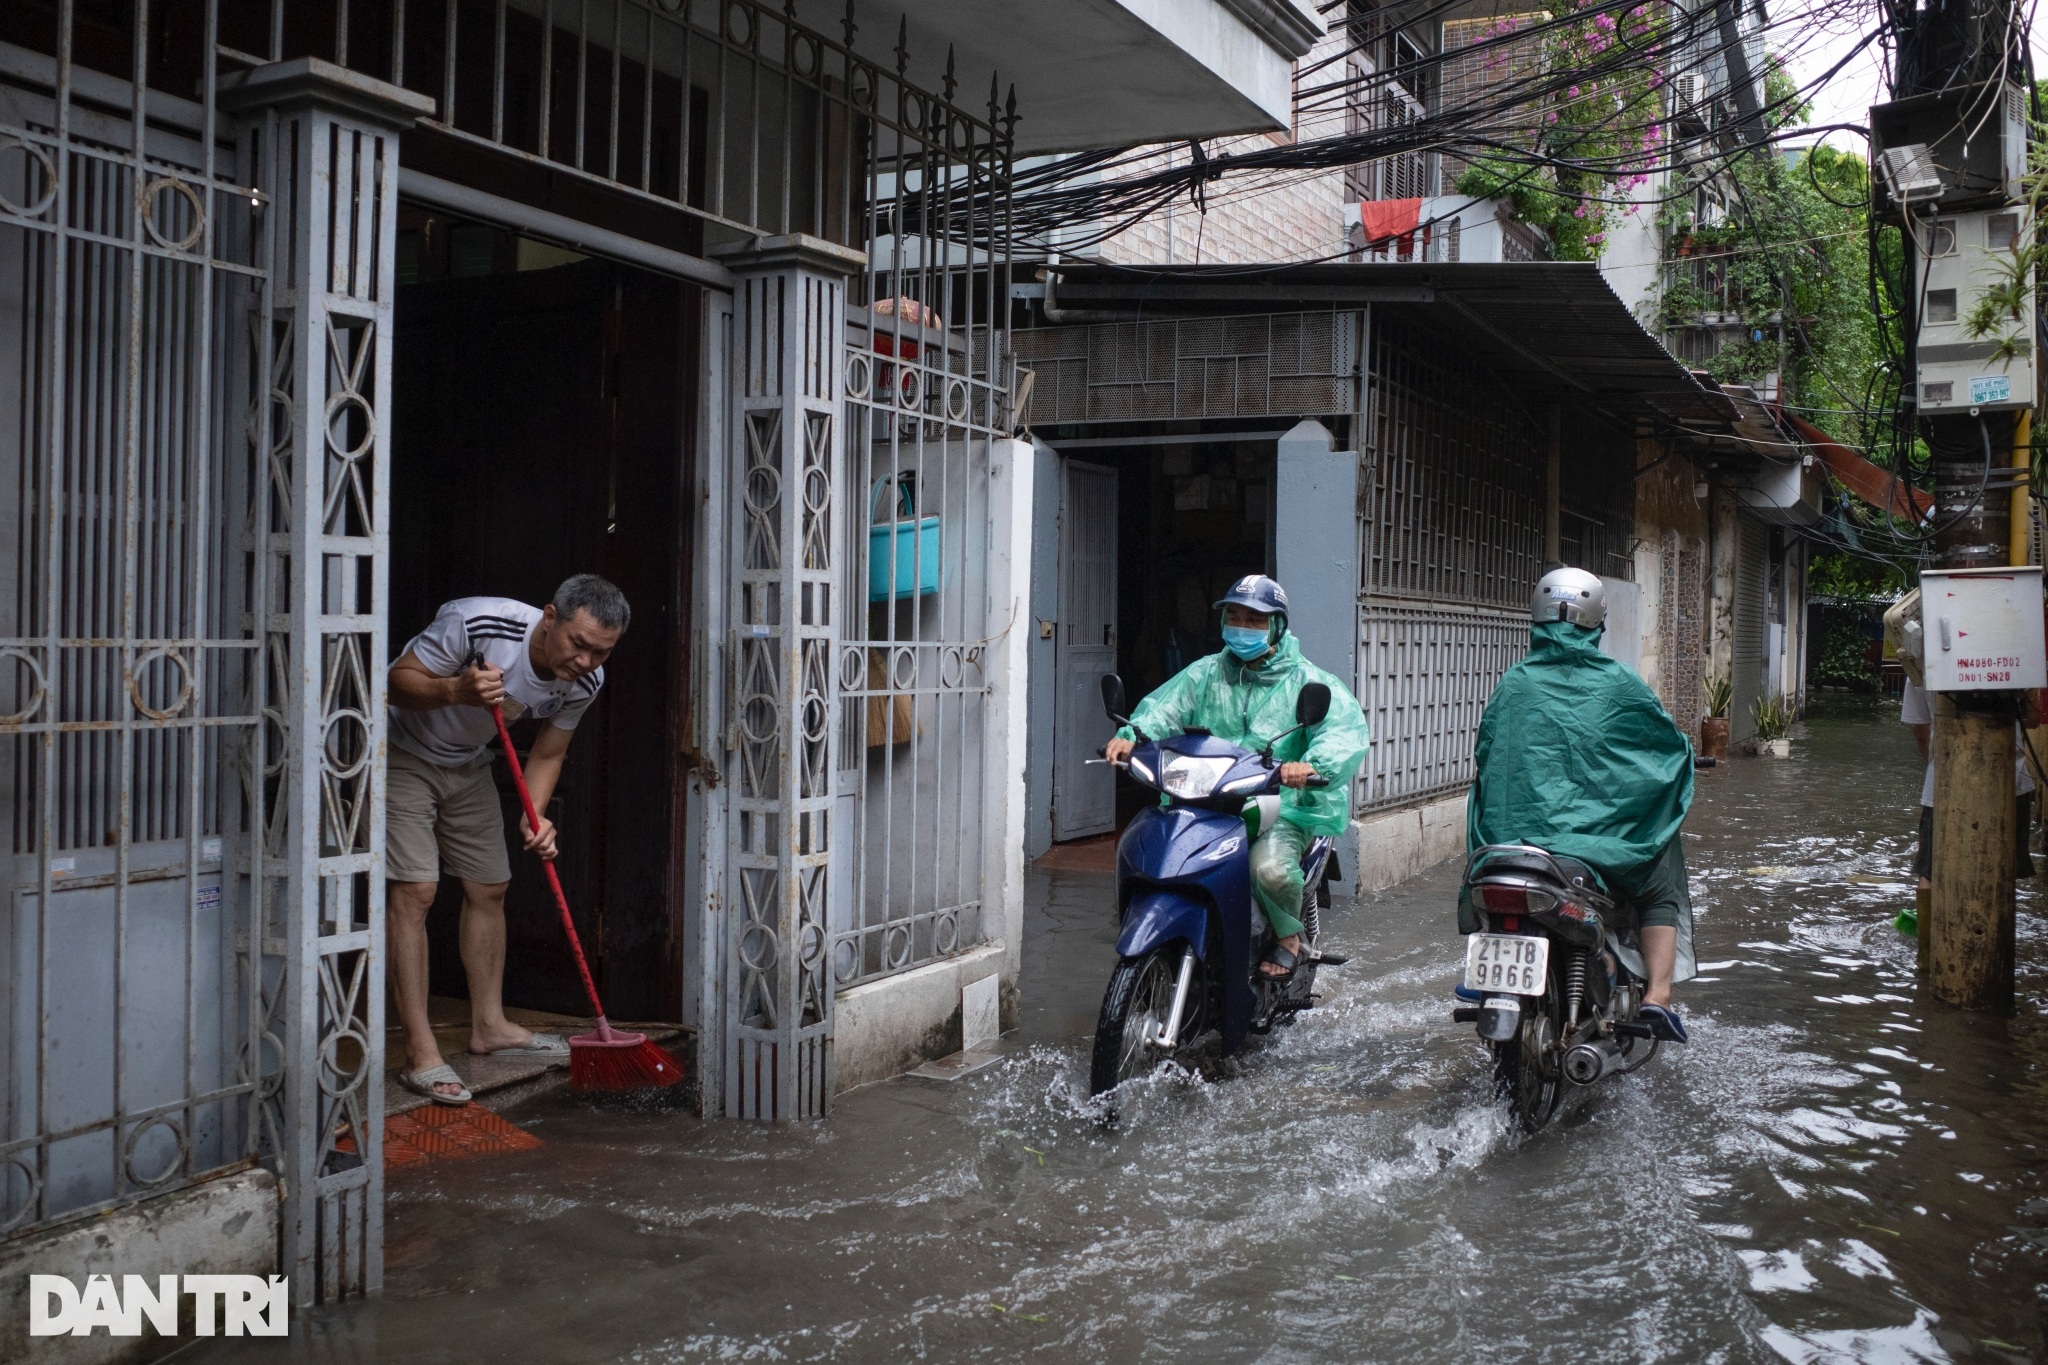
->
[1777, 410, 1933, 522]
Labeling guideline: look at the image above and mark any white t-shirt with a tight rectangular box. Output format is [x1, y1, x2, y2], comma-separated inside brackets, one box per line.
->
[389, 597, 603, 767]
[1899, 676, 2032, 805]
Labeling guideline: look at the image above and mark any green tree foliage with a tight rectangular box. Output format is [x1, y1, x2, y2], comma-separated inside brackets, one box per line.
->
[1452, 1, 1667, 261]
[1658, 145, 1885, 443]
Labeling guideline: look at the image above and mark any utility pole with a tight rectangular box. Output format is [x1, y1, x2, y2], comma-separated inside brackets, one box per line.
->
[1882, 0, 2034, 1011]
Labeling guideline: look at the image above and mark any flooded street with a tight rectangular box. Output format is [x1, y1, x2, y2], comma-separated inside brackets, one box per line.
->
[196, 698, 2048, 1363]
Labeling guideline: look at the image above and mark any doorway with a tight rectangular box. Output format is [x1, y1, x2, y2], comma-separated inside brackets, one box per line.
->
[390, 209, 699, 1021]
[1043, 438, 1277, 842]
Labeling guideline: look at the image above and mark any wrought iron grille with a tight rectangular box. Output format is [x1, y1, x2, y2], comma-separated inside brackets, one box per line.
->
[834, 195, 1012, 987]
[0, 6, 270, 1241]
[1011, 311, 1361, 425]
[251, 0, 1018, 250]
[1354, 310, 1545, 813]
[1362, 312, 1545, 609]
[1355, 600, 1527, 814]
[2, 1, 402, 1303]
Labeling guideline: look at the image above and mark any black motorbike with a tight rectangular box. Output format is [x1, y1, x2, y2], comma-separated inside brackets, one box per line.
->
[1453, 844, 1659, 1131]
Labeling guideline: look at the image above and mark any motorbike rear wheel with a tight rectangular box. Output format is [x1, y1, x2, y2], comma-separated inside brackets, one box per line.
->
[1491, 977, 1563, 1132]
[1090, 948, 1183, 1098]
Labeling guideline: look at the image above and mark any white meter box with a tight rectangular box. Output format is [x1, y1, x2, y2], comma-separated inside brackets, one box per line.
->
[1912, 209, 2035, 414]
[1920, 566, 2046, 691]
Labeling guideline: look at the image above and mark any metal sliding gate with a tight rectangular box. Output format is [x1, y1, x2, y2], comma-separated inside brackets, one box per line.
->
[2, 6, 413, 1302]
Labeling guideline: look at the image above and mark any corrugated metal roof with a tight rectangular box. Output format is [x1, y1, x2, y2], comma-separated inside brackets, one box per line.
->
[1041, 260, 1735, 432]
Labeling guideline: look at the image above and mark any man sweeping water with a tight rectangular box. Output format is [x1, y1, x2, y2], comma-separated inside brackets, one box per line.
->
[385, 574, 628, 1104]
[1468, 567, 1697, 1042]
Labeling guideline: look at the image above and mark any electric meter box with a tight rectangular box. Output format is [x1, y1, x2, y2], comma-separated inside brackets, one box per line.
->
[1919, 565, 2046, 691]
[1912, 208, 2035, 414]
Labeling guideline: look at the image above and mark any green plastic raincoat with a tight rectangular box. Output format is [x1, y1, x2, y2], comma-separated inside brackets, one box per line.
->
[1119, 634, 1371, 837]
[1468, 619, 1694, 902]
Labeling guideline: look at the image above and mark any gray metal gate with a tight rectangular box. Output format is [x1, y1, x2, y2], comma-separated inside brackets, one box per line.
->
[1, 7, 415, 1305]
[706, 1, 1015, 1118]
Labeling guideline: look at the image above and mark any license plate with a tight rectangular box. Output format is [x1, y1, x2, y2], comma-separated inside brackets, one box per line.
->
[1464, 933, 1549, 996]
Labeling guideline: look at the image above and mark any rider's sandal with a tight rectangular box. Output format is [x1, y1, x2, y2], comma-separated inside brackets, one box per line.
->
[1260, 944, 1300, 983]
[1637, 1003, 1688, 1043]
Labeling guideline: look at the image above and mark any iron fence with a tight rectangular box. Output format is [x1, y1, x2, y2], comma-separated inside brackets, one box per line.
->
[2, 0, 413, 1303]
[1, 1, 273, 1245]
[281, 0, 1015, 253]
[833, 175, 1012, 989]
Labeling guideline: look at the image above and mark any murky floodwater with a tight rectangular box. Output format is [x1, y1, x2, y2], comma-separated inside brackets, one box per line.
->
[194, 698, 2048, 1363]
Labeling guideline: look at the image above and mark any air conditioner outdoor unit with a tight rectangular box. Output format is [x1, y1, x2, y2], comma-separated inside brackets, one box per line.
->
[1870, 81, 2028, 216]
[1672, 71, 1709, 111]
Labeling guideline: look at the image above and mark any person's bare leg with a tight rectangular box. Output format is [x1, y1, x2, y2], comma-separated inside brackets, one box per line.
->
[389, 881, 463, 1099]
[458, 879, 537, 1052]
[1640, 924, 1678, 1008]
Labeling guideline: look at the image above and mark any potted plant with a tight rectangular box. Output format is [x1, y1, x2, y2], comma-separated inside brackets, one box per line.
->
[1699, 675, 1732, 760]
[1752, 693, 1793, 756]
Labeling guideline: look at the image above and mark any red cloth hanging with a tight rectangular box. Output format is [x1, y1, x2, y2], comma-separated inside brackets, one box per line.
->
[1358, 198, 1423, 247]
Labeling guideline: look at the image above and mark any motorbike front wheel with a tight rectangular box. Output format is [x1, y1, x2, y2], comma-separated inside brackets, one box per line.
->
[1491, 976, 1564, 1132]
[1090, 948, 1183, 1097]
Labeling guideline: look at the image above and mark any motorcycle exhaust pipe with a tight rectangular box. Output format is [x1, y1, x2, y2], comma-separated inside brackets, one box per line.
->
[1562, 1039, 1629, 1085]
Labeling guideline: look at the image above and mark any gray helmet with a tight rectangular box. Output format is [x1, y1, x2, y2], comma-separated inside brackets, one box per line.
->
[1214, 574, 1290, 619]
[1531, 567, 1606, 629]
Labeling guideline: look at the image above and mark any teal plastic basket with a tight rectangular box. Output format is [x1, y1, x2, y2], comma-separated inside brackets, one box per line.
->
[869, 476, 940, 602]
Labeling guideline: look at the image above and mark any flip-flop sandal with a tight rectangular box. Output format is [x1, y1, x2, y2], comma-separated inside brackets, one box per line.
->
[478, 1031, 569, 1058]
[398, 1064, 471, 1106]
[1638, 1003, 1688, 1043]
[1259, 944, 1300, 983]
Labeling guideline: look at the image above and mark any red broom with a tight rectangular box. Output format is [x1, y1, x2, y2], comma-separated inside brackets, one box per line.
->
[491, 705, 685, 1093]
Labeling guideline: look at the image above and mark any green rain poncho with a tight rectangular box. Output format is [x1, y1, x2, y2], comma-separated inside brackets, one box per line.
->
[1468, 620, 1694, 899]
[1120, 633, 1371, 836]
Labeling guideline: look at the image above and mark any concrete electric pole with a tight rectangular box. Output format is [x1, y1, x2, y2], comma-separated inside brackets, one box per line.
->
[1876, 0, 2038, 1011]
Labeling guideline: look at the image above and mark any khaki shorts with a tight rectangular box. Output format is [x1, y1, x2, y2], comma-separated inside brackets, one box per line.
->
[385, 746, 511, 885]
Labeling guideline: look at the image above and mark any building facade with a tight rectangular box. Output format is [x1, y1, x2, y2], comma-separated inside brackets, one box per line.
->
[0, 0, 1315, 1324]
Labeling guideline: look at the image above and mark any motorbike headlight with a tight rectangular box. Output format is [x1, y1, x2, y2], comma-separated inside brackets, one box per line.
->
[1128, 755, 1156, 786]
[1160, 754, 1234, 798]
[1220, 771, 1269, 794]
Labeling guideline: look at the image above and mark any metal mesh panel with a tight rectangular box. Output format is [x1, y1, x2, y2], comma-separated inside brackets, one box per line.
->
[1012, 312, 1360, 425]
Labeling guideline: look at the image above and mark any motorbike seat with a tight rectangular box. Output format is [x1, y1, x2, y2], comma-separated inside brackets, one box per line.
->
[1473, 847, 1608, 895]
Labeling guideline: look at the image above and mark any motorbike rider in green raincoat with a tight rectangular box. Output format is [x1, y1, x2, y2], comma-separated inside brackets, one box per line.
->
[1104, 575, 1371, 980]
[1468, 567, 1696, 1042]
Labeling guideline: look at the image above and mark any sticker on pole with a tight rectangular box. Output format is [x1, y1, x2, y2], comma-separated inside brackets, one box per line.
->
[1969, 373, 2013, 404]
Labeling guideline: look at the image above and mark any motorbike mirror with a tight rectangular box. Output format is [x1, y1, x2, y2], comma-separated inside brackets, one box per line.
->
[1100, 673, 1128, 723]
[1296, 682, 1331, 727]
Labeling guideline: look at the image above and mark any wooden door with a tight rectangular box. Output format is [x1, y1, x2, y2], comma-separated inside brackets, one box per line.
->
[392, 252, 697, 1021]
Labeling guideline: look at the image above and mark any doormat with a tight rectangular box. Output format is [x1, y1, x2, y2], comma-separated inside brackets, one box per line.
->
[338, 1104, 544, 1170]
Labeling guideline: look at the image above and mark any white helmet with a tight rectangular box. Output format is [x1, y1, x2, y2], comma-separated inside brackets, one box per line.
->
[1531, 567, 1606, 629]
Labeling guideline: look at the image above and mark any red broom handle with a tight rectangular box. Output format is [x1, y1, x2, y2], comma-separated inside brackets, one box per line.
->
[491, 705, 613, 1042]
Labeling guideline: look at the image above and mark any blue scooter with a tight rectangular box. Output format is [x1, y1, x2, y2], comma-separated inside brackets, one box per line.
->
[1088, 675, 1345, 1098]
